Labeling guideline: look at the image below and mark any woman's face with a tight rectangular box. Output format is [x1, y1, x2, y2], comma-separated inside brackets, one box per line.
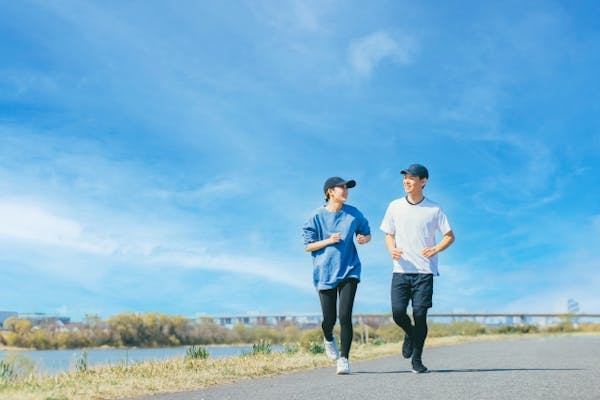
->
[329, 185, 348, 202]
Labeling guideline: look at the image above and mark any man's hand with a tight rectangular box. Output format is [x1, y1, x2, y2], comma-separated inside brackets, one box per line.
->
[385, 233, 402, 260]
[422, 246, 438, 258]
[389, 248, 403, 260]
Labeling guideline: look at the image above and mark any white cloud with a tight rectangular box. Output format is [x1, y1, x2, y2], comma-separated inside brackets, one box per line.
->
[152, 178, 246, 203]
[0, 195, 312, 292]
[250, 0, 327, 33]
[0, 199, 117, 254]
[349, 31, 416, 77]
[150, 249, 313, 292]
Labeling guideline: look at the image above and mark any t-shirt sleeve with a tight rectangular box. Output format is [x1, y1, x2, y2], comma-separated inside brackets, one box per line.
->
[379, 204, 395, 235]
[357, 212, 371, 236]
[436, 208, 452, 235]
[302, 217, 319, 246]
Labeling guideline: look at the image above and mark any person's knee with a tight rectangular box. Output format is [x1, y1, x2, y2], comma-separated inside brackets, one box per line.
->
[392, 301, 408, 316]
[413, 305, 428, 316]
[392, 310, 410, 326]
[338, 313, 352, 328]
[321, 318, 336, 332]
[412, 306, 428, 324]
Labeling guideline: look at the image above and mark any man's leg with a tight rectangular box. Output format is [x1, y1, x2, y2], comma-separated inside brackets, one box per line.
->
[411, 274, 433, 373]
[411, 306, 429, 372]
[391, 273, 414, 358]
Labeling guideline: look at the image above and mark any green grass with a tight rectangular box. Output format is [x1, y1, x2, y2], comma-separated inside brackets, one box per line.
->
[185, 345, 210, 360]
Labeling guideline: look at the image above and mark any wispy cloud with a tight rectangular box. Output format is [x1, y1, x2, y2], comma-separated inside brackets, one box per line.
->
[150, 250, 312, 292]
[250, 0, 328, 33]
[349, 31, 416, 77]
[0, 192, 311, 293]
[152, 178, 246, 203]
[0, 199, 117, 254]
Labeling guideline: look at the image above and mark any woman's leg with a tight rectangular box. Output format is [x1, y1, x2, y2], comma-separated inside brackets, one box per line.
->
[318, 288, 337, 341]
[337, 279, 358, 359]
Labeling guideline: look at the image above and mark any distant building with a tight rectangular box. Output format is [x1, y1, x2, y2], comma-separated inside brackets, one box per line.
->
[0, 311, 18, 329]
[17, 312, 71, 326]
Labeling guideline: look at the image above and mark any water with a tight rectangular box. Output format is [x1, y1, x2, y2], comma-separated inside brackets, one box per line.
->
[0, 345, 283, 376]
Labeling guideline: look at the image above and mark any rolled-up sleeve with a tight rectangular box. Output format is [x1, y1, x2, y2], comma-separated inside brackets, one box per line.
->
[302, 219, 319, 246]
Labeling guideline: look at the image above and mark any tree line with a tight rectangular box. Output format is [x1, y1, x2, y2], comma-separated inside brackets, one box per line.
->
[0, 313, 304, 350]
[2, 312, 595, 350]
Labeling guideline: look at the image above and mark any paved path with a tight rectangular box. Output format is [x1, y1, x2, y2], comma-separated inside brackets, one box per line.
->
[137, 335, 600, 400]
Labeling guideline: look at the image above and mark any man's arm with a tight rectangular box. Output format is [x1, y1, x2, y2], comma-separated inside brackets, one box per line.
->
[422, 230, 455, 258]
[385, 233, 403, 260]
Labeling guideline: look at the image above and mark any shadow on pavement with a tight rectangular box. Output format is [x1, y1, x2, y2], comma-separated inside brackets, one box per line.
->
[431, 368, 583, 373]
[353, 367, 582, 374]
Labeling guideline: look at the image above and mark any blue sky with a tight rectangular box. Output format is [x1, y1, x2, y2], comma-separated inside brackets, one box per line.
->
[1, 1, 599, 320]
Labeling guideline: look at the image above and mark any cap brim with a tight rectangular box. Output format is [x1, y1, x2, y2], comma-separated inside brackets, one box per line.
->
[345, 179, 356, 188]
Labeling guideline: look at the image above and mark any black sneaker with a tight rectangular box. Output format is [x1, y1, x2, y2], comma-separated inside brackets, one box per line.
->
[411, 358, 428, 374]
[402, 334, 413, 359]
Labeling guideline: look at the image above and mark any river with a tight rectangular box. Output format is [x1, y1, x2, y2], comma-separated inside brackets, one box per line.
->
[0, 344, 283, 376]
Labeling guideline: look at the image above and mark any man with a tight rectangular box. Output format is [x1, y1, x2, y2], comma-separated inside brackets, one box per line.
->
[379, 163, 455, 373]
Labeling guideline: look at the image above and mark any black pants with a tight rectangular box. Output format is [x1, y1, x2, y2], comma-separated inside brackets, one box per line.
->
[391, 273, 433, 360]
[319, 278, 358, 359]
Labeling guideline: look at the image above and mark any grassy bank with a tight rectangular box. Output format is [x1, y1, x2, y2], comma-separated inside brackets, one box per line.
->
[1, 332, 598, 400]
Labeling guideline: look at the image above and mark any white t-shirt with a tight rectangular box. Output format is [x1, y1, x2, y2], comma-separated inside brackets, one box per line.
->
[379, 197, 452, 275]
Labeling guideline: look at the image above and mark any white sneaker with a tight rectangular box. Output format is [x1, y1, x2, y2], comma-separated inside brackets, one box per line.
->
[336, 357, 350, 375]
[323, 337, 339, 360]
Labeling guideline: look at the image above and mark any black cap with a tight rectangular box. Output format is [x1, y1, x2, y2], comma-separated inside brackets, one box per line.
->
[401, 164, 429, 179]
[323, 177, 356, 193]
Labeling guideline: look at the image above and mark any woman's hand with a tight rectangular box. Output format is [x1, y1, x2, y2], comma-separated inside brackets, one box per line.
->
[329, 232, 342, 244]
[356, 234, 371, 245]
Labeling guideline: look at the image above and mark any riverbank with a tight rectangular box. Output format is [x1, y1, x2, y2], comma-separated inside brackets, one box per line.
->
[1, 332, 598, 400]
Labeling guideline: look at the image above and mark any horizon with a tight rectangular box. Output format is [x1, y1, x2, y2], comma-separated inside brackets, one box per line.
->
[1, 1, 599, 320]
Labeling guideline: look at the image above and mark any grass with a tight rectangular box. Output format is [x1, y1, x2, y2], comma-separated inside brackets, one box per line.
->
[184, 345, 210, 361]
[0, 332, 598, 400]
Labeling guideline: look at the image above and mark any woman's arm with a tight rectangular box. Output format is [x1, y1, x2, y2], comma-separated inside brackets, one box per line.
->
[305, 232, 341, 252]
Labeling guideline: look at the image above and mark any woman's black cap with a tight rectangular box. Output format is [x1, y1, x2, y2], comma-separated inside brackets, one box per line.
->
[323, 177, 356, 193]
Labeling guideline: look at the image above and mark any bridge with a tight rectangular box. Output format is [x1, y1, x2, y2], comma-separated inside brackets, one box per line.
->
[195, 313, 600, 329]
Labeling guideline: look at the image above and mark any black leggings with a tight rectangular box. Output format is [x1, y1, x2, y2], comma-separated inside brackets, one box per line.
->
[318, 278, 358, 359]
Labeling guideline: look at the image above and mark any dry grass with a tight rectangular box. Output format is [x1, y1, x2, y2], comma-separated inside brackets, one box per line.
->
[1, 332, 598, 400]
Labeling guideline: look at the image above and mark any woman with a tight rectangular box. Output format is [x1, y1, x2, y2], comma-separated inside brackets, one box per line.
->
[302, 176, 371, 375]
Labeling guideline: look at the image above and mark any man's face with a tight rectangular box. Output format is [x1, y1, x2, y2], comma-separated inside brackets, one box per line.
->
[403, 173, 425, 193]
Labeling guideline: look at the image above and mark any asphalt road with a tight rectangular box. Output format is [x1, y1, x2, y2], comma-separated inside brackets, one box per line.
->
[136, 335, 600, 400]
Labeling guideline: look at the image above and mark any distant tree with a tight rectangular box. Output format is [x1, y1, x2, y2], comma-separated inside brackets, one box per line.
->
[282, 325, 301, 343]
[3, 317, 32, 335]
[108, 313, 145, 346]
